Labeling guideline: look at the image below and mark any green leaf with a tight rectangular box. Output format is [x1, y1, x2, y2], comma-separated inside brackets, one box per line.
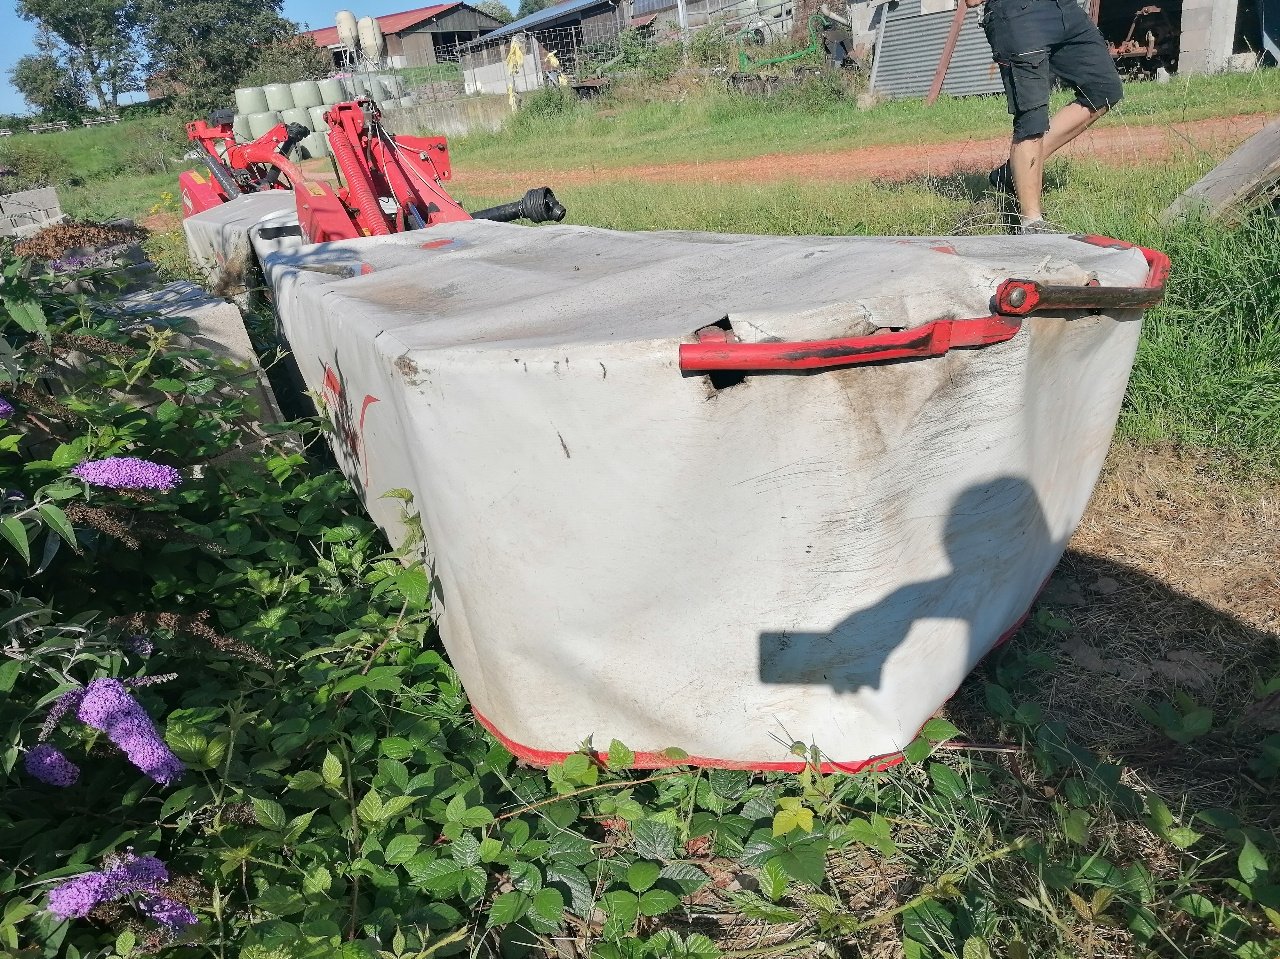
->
[488, 891, 531, 927]
[1062, 808, 1091, 847]
[303, 864, 332, 896]
[36, 504, 78, 548]
[607, 738, 636, 770]
[252, 797, 289, 831]
[772, 803, 814, 837]
[759, 858, 789, 901]
[928, 762, 965, 800]
[632, 819, 677, 861]
[599, 889, 639, 926]
[920, 717, 963, 744]
[770, 836, 828, 887]
[2, 292, 48, 338]
[626, 861, 661, 893]
[356, 790, 384, 823]
[902, 735, 932, 764]
[1239, 838, 1268, 884]
[322, 751, 343, 789]
[115, 928, 136, 958]
[393, 568, 430, 608]
[385, 834, 422, 865]
[639, 888, 681, 917]
[1, 517, 30, 564]
[529, 887, 565, 930]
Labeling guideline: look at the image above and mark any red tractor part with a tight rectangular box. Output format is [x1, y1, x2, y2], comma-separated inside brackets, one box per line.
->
[180, 99, 565, 245]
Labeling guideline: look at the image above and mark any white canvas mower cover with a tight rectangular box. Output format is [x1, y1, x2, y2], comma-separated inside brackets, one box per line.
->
[245, 220, 1165, 772]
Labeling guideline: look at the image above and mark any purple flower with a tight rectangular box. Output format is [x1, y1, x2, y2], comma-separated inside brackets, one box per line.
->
[107, 852, 169, 893]
[0, 397, 13, 420]
[46, 853, 170, 922]
[40, 687, 86, 740]
[137, 894, 197, 931]
[77, 679, 185, 785]
[23, 744, 80, 787]
[71, 457, 182, 492]
[47, 872, 112, 920]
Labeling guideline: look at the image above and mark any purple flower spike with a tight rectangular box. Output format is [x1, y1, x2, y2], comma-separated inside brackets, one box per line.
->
[46, 853, 171, 923]
[71, 457, 182, 492]
[111, 853, 168, 893]
[47, 872, 112, 920]
[0, 397, 13, 420]
[24, 744, 80, 787]
[137, 894, 198, 931]
[76, 679, 185, 785]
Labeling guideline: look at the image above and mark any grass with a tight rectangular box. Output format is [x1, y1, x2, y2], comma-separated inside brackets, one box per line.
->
[451, 70, 1280, 172]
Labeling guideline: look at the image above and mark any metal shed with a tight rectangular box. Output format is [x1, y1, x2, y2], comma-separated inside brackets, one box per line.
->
[870, 0, 1088, 101]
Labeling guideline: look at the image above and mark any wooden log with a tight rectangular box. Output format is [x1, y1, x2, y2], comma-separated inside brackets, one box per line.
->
[1162, 115, 1280, 224]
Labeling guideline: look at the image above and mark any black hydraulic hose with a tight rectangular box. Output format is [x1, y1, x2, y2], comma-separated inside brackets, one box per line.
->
[472, 187, 566, 224]
[196, 142, 242, 199]
[260, 123, 311, 191]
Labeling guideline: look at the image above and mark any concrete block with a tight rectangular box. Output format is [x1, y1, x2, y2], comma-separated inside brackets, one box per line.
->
[120, 281, 289, 428]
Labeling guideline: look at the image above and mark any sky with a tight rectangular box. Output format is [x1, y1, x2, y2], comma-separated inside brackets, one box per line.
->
[0, 0, 515, 117]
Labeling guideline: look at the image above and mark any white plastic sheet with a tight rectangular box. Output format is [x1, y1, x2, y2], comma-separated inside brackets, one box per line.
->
[257, 220, 1150, 768]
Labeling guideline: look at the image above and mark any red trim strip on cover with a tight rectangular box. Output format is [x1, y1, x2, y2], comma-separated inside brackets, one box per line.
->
[473, 598, 1039, 774]
[678, 236, 1169, 374]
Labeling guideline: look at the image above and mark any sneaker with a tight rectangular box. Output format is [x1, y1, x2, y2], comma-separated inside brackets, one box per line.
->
[1018, 218, 1068, 235]
[988, 161, 1014, 196]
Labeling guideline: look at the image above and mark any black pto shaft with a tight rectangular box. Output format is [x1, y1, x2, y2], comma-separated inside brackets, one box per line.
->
[471, 187, 566, 224]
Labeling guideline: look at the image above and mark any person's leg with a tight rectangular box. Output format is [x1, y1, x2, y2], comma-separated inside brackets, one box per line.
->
[983, 1, 1062, 221]
[1041, 100, 1107, 160]
[1044, 0, 1125, 162]
[1009, 133, 1046, 222]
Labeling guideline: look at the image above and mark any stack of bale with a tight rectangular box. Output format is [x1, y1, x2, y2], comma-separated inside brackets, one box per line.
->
[231, 74, 414, 160]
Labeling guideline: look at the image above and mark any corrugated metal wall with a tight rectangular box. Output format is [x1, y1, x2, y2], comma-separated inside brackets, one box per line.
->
[871, 0, 1088, 100]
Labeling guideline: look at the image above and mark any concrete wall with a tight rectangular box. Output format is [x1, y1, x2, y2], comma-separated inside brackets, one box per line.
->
[1179, 0, 1239, 73]
[0, 187, 62, 238]
[381, 94, 513, 137]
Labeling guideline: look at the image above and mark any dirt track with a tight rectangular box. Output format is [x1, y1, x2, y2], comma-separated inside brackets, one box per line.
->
[456, 113, 1269, 193]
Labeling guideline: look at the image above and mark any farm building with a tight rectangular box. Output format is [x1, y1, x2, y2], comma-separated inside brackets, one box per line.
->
[868, 0, 1275, 101]
[302, 3, 508, 69]
[457, 0, 629, 94]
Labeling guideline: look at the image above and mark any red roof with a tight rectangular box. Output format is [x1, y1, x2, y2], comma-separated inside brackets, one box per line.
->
[303, 3, 461, 47]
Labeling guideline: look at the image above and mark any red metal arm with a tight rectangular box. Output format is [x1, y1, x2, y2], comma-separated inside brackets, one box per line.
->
[679, 235, 1170, 374]
[994, 241, 1171, 316]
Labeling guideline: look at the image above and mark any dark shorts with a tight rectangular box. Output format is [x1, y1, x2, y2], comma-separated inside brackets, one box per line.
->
[982, 0, 1124, 142]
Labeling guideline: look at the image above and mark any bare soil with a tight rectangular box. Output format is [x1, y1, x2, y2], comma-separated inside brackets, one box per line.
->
[455, 113, 1270, 194]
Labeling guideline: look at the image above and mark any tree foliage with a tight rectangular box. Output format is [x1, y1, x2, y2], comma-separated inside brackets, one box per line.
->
[134, 0, 297, 115]
[16, 0, 138, 110]
[7, 53, 89, 121]
[237, 35, 333, 88]
[475, 0, 516, 24]
[515, 0, 557, 20]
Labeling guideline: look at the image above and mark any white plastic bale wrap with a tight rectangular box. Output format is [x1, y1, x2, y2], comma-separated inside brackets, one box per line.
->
[246, 111, 282, 139]
[234, 86, 269, 114]
[290, 80, 324, 108]
[260, 222, 1151, 769]
[263, 83, 295, 111]
[319, 77, 346, 104]
[184, 192, 299, 292]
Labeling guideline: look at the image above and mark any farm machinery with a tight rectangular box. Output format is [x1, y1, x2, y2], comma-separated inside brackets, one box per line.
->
[179, 100, 564, 247]
[175, 93, 1171, 773]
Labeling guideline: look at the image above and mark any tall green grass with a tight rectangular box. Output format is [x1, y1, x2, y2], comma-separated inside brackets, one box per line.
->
[453, 70, 1280, 172]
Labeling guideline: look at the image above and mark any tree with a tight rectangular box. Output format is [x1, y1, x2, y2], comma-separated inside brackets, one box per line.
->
[237, 36, 333, 88]
[475, 0, 515, 24]
[135, 0, 297, 116]
[515, 0, 556, 20]
[16, 0, 139, 111]
[8, 53, 89, 120]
